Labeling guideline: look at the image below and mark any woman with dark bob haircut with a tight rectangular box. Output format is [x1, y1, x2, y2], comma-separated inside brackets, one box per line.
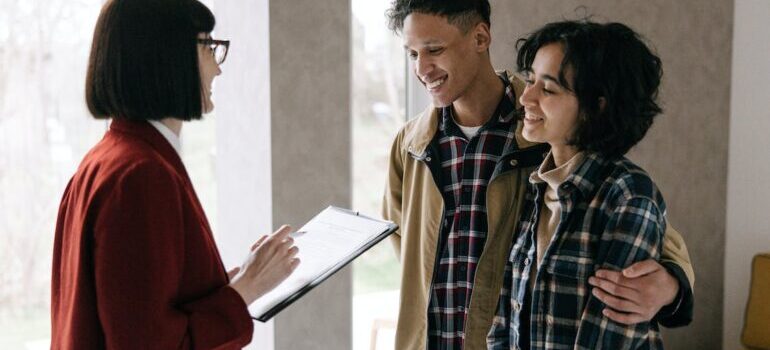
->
[487, 20, 669, 349]
[52, 0, 299, 348]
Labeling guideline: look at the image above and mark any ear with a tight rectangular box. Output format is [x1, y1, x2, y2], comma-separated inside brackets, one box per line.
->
[473, 22, 491, 52]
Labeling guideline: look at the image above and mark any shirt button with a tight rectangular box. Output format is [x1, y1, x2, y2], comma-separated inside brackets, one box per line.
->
[513, 301, 521, 312]
[509, 159, 519, 167]
[458, 306, 465, 312]
[523, 258, 531, 266]
[546, 315, 554, 325]
[459, 265, 467, 272]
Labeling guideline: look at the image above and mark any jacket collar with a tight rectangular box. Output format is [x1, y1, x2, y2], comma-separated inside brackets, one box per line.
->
[402, 104, 440, 158]
[402, 70, 541, 157]
[108, 118, 187, 176]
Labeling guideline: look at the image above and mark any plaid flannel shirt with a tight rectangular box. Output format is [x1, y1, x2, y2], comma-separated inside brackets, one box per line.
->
[427, 74, 519, 349]
[487, 153, 666, 350]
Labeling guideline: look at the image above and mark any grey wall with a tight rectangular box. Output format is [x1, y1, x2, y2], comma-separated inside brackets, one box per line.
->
[488, 1, 734, 349]
[724, 0, 770, 348]
[270, 0, 352, 349]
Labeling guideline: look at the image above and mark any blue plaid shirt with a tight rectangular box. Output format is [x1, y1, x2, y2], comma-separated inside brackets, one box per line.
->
[487, 153, 666, 350]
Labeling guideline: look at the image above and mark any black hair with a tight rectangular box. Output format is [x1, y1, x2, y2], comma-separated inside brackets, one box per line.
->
[386, 0, 491, 33]
[86, 0, 215, 121]
[516, 20, 663, 158]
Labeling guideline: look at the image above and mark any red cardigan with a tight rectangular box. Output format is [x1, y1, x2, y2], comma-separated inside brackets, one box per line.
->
[51, 119, 253, 349]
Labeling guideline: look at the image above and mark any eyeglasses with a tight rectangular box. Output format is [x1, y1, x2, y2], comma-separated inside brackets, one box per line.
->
[197, 38, 230, 65]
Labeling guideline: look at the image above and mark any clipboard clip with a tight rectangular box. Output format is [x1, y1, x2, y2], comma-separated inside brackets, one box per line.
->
[332, 206, 361, 217]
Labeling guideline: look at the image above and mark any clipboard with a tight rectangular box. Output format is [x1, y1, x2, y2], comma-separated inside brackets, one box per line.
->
[250, 206, 398, 322]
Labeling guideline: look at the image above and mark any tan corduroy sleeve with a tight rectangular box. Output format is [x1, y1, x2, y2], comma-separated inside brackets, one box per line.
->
[382, 130, 405, 261]
[661, 225, 695, 289]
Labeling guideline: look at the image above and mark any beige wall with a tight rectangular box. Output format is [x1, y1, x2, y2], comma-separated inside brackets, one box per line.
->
[724, 0, 770, 348]
[488, 1, 733, 349]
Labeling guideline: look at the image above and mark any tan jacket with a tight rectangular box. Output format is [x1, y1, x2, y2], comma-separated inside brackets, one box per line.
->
[382, 73, 695, 350]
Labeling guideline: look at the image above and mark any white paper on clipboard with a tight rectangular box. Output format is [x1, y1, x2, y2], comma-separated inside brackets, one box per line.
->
[248, 206, 397, 321]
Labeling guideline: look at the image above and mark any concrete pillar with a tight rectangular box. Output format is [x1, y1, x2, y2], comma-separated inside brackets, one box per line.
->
[269, 0, 352, 349]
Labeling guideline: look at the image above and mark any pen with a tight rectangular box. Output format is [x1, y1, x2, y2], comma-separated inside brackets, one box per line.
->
[289, 231, 307, 238]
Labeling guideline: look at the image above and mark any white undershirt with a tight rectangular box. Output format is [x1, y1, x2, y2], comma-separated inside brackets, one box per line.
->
[457, 124, 482, 140]
[148, 120, 182, 156]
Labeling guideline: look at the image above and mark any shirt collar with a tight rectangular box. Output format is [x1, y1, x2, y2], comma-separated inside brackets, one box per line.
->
[561, 152, 611, 198]
[108, 119, 188, 180]
[530, 151, 586, 191]
[148, 120, 182, 156]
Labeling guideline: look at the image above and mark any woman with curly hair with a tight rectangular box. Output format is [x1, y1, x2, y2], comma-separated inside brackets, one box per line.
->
[488, 20, 670, 349]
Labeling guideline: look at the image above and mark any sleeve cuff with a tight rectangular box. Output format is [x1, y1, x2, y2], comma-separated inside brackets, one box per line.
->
[179, 285, 255, 348]
[656, 261, 694, 327]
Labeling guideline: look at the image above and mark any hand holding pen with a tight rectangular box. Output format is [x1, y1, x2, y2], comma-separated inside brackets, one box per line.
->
[228, 225, 301, 305]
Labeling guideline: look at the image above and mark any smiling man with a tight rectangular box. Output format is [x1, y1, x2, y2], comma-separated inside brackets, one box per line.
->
[381, 1, 695, 349]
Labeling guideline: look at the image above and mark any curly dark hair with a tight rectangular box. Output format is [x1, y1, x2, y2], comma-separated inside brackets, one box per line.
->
[386, 0, 490, 33]
[516, 20, 663, 158]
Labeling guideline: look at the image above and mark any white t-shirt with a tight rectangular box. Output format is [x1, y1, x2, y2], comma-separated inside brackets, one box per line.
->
[457, 124, 482, 140]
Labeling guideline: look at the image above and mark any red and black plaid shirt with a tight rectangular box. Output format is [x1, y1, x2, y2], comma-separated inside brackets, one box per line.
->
[427, 74, 519, 349]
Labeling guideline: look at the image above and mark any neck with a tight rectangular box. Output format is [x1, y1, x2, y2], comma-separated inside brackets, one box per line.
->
[451, 64, 503, 127]
[160, 118, 183, 136]
[551, 144, 578, 167]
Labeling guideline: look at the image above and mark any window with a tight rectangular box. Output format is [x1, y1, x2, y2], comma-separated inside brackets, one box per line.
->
[0, 1, 104, 347]
[351, 1, 406, 349]
[0, 1, 217, 348]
